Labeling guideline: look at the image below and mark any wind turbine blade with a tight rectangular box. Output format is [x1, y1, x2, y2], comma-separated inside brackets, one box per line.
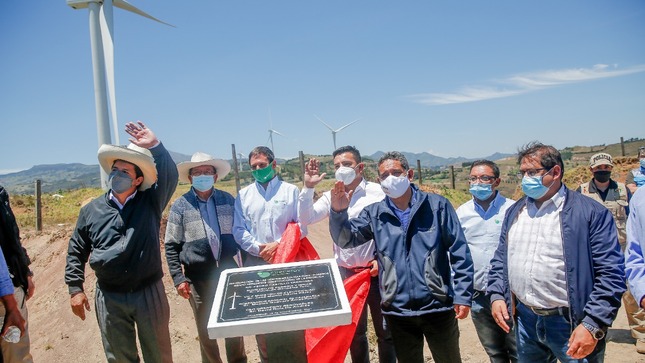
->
[270, 129, 285, 137]
[314, 114, 334, 131]
[113, 0, 175, 27]
[100, 0, 120, 145]
[335, 118, 360, 133]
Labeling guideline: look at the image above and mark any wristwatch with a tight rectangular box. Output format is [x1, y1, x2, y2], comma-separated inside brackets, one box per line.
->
[582, 321, 605, 340]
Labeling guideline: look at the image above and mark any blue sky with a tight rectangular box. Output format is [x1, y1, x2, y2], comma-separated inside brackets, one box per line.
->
[1, 1, 644, 174]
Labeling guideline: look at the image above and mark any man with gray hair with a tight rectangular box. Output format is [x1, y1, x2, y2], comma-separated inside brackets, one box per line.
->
[165, 152, 246, 363]
[329, 151, 473, 363]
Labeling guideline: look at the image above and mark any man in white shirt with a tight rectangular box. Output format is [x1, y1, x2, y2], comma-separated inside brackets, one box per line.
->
[487, 142, 625, 362]
[298, 146, 395, 363]
[233, 146, 306, 363]
[456, 160, 517, 363]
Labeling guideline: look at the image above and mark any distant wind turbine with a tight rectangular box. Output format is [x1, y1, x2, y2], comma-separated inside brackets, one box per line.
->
[237, 152, 246, 171]
[315, 115, 360, 150]
[266, 108, 285, 154]
[267, 129, 285, 154]
[67, 0, 173, 188]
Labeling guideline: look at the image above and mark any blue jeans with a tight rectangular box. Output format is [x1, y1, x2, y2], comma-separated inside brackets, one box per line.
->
[515, 302, 606, 363]
[471, 291, 517, 363]
[340, 267, 396, 363]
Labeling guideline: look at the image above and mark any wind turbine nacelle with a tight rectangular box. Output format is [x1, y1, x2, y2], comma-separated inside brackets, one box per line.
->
[67, 0, 102, 10]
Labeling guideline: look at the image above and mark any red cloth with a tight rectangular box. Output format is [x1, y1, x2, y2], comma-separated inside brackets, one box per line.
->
[273, 223, 371, 363]
[305, 269, 372, 363]
[273, 222, 320, 263]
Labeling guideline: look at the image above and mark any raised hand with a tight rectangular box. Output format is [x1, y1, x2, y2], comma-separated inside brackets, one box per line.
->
[304, 158, 327, 188]
[125, 121, 158, 149]
[330, 180, 352, 212]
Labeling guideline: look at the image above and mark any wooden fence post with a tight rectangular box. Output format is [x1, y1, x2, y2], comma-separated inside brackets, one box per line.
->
[299, 151, 305, 183]
[35, 179, 42, 232]
[232, 144, 241, 193]
[450, 165, 455, 189]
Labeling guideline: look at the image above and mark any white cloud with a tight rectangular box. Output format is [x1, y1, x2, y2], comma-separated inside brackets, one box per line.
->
[408, 64, 645, 105]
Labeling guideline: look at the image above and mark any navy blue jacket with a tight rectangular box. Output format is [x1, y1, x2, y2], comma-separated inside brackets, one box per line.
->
[487, 186, 625, 331]
[330, 184, 473, 316]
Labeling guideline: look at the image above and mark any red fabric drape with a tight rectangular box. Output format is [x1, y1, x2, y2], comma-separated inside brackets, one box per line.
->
[272, 223, 372, 363]
[305, 269, 371, 363]
[273, 222, 320, 263]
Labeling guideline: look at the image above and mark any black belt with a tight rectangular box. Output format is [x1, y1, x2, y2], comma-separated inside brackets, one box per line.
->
[524, 304, 569, 317]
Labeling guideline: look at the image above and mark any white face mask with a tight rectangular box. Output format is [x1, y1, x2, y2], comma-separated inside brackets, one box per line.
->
[380, 174, 410, 198]
[335, 166, 357, 185]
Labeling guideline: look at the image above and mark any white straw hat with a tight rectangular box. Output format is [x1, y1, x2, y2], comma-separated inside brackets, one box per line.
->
[97, 143, 157, 191]
[176, 152, 231, 183]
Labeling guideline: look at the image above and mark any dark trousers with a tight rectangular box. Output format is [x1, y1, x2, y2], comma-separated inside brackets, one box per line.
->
[339, 267, 396, 363]
[471, 290, 517, 363]
[189, 278, 247, 363]
[95, 279, 173, 363]
[385, 310, 462, 363]
[244, 255, 307, 363]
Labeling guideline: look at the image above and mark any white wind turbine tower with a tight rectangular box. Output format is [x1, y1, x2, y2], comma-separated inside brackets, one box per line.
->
[315, 115, 360, 150]
[237, 152, 246, 171]
[266, 109, 285, 154]
[67, 0, 172, 188]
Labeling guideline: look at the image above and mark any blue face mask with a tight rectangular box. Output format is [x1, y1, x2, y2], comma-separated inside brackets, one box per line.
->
[640, 158, 645, 170]
[109, 171, 134, 194]
[469, 183, 493, 201]
[521, 167, 554, 200]
[192, 175, 214, 192]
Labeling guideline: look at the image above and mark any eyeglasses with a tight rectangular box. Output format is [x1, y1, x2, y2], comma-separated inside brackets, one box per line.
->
[468, 175, 496, 183]
[190, 170, 216, 177]
[516, 168, 547, 178]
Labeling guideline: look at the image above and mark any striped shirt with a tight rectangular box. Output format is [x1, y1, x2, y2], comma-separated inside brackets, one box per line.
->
[508, 185, 568, 309]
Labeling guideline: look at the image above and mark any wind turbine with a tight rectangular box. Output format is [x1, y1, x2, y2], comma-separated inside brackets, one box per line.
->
[67, 0, 172, 188]
[314, 115, 360, 150]
[266, 108, 285, 154]
[237, 152, 246, 171]
[267, 129, 285, 154]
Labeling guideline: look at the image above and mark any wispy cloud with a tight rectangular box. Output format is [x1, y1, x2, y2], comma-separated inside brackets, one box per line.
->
[408, 64, 645, 105]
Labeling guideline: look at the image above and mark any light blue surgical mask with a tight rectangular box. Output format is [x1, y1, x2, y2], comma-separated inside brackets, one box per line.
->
[640, 158, 645, 170]
[192, 175, 214, 192]
[469, 183, 493, 201]
[521, 167, 554, 200]
[109, 171, 134, 194]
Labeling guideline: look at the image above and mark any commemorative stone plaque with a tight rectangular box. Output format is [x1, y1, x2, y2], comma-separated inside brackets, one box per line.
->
[207, 259, 351, 339]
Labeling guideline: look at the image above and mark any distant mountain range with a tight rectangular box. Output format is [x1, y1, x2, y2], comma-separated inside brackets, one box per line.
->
[0, 150, 513, 195]
[367, 151, 513, 168]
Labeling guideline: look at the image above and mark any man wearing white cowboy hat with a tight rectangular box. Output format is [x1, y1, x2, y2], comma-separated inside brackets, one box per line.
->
[165, 152, 247, 363]
[65, 121, 178, 363]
